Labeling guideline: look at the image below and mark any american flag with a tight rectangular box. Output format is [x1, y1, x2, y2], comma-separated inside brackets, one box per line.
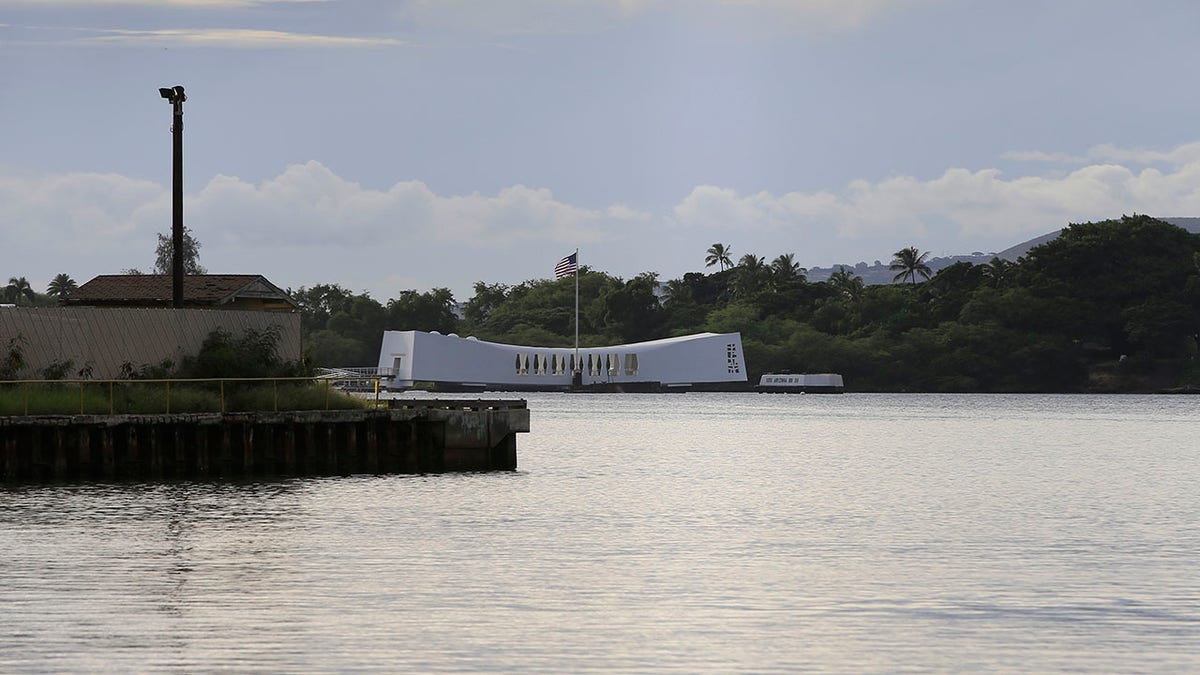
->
[554, 252, 578, 279]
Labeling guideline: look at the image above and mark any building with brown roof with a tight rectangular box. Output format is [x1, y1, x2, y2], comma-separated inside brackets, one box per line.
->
[64, 274, 298, 312]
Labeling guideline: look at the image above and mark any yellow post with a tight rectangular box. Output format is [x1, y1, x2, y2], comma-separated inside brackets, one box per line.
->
[374, 377, 380, 408]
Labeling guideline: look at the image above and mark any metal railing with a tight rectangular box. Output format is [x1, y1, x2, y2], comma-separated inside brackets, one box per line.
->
[0, 376, 386, 417]
[314, 367, 393, 392]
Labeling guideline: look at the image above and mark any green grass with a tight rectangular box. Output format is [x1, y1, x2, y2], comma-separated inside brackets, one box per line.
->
[0, 381, 372, 416]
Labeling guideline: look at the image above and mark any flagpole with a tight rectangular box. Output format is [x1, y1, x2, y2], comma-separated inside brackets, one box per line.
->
[573, 248, 580, 377]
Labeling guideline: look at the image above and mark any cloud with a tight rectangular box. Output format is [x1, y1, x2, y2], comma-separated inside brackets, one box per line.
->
[1085, 141, 1200, 166]
[187, 161, 636, 248]
[0, 162, 652, 296]
[398, 0, 932, 35]
[1004, 141, 1200, 167]
[672, 149, 1200, 246]
[0, 169, 163, 247]
[1000, 150, 1087, 164]
[0, 0, 323, 6]
[7, 142, 1200, 298]
[716, 0, 933, 29]
[82, 28, 401, 48]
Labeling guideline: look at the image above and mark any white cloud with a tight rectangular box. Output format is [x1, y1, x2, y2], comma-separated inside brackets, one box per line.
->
[672, 150, 1200, 247]
[398, 0, 933, 35]
[0, 0, 322, 6]
[0, 162, 651, 296]
[82, 28, 401, 48]
[717, 0, 933, 29]
[1000, 150, 1087, 164]
[0, 169, 163, 246]
[188, 161, 631, 248]
[6, 142, 1200, 298]
[1004, 141, 1200, 167]
[1085, 141, 1200, 166]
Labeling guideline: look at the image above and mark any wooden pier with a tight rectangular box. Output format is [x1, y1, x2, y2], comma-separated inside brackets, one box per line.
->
[0, 399, 528, 482]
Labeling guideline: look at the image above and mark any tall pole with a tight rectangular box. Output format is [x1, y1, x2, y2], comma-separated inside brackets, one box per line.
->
[160, 85, 186, 308]
[171, 91, 184, 308]
[572, 248, 581, 388]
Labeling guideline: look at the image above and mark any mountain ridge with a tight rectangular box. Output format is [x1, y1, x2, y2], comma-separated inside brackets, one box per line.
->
[806, 216, 1200, 285]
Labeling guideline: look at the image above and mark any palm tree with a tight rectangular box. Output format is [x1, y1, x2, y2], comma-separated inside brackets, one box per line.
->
[4, 276, 35, 305]
[661, 278, 691, 305]
[46, 273, 78, 299]
[738, 253, 765, 270]
[827, 266, 865, 301]
[889, 247, 932, 285]
[980, 257, 1014, 288]
[770, 253, 805, 283]
[732, 253, 768, 299]
[705, 243, 733, 272]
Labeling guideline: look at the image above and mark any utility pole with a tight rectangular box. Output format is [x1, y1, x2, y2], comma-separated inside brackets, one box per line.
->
[159, 85, 186, 308]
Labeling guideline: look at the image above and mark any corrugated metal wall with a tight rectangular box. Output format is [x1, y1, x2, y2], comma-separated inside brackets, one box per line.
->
[0, 307, 301, 379]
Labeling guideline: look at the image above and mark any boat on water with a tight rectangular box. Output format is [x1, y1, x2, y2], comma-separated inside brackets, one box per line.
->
[755, 373, 844, 394]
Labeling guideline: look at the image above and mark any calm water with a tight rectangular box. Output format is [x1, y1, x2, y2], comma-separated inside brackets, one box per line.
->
[1, 393, 1197, 673]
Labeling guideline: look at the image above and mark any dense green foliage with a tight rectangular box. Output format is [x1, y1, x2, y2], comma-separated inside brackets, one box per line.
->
[378, 215, 1195, 392]
[8, 216, 1199, 392]
[177, 326, 308, 379]
[290, 284, 458, 366]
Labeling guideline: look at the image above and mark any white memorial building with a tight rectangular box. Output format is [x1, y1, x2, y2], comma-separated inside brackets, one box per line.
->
[377, 330, 747, 391]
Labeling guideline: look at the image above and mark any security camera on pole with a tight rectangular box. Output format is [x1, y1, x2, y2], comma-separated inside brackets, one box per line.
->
[158, 85, 186, 309]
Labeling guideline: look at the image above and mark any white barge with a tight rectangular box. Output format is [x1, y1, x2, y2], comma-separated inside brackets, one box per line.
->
[755, 373, 844, 394]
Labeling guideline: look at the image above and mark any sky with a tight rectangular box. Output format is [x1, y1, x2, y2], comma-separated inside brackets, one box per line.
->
[4, 0, 1200, 301]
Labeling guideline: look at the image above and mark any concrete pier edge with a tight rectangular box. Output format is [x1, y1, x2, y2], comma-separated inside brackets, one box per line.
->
[1, 400, 529, 482]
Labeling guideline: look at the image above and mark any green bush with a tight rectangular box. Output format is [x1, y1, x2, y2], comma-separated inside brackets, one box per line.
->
[177, 326, 309, 379]
[1, 335, 27, 380]
[0, 380, 369, 415]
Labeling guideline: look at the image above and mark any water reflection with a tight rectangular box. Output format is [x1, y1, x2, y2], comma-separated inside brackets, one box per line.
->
[1, 394, 1198, 673]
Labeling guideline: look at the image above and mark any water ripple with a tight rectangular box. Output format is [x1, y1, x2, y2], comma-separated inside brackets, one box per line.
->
[1, 393, 1197, 673]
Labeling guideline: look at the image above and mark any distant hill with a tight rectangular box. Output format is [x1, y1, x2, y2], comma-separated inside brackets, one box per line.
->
[807, 253, 998, 285]
[994, 216, 1200, 261]
[807, 216, 1200, 285]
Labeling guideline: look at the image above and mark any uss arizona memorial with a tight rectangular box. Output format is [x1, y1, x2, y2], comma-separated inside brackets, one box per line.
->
[377, 330, 747, 391]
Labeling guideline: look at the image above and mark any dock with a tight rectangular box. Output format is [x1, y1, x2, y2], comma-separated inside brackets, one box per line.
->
[0, 399, 528, 482]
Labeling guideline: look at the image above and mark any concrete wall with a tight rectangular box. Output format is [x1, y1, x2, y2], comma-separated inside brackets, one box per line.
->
[0, 307, 301, 379]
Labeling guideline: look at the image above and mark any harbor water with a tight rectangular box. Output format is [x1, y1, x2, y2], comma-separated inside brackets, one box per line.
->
[1, 393, 1197, 672]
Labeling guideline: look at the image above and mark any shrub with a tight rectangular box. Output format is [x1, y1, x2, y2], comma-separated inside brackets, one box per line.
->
[178, 326, 309, 379]
[1, 335, 26, 380]
[40, 359, 75, 380]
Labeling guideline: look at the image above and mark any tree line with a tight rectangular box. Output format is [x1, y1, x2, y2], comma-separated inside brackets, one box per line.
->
[285, 215, 1199, 392]
[8, 216, 1199, 392]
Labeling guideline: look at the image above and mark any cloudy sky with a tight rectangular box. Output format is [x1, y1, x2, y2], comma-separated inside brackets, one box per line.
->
[4, 0, 1200, 300]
